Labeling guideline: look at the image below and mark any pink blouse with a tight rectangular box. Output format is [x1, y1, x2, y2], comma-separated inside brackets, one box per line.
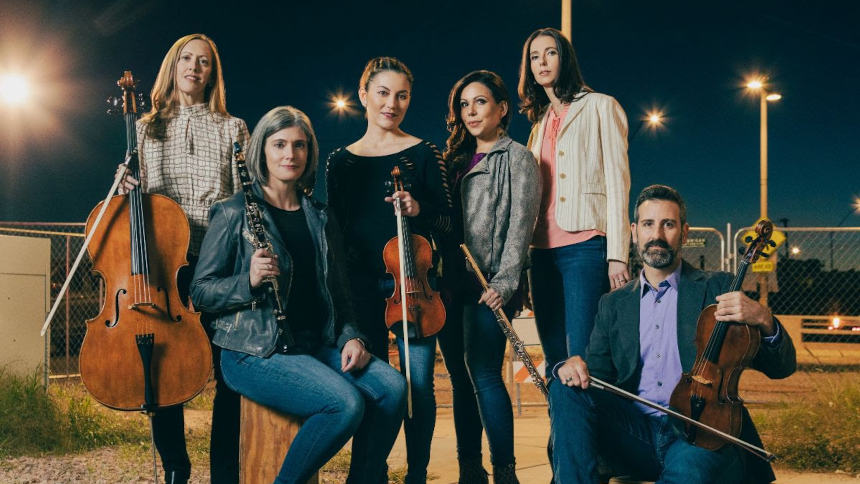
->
[532, 104, 603, 249]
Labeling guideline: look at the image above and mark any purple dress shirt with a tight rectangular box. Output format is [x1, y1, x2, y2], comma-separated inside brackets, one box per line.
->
[636, 265, 684, 415]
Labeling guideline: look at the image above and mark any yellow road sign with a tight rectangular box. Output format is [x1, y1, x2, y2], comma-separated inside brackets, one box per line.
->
[752, 261, 774, 273]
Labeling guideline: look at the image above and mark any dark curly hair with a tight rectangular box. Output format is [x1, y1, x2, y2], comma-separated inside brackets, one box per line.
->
[517, 28, 589, 123]
[443, 70, 511, 174]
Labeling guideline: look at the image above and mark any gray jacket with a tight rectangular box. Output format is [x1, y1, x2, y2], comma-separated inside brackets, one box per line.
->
[190, 183, 363, 357]
[460, 137, 540, 303]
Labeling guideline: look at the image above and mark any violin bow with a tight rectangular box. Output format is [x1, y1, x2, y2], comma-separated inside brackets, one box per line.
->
[393, 189, 414, 419]
[588, 376, 775, 462]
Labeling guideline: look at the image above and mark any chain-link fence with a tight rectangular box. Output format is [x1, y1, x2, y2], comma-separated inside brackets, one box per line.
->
[2, 221, 857, 377]
[733, 227, 860, 316]
[0, 222, 99, 379]
[731, 226, 860, 365]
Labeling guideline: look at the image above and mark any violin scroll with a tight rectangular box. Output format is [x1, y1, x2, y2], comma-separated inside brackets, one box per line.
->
[742, 219, 775, 264]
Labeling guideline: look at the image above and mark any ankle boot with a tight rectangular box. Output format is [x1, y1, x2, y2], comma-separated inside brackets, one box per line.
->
[458, 457, 489, 484]
[164, 470, 188, 484]
[492, 463, 519, 484]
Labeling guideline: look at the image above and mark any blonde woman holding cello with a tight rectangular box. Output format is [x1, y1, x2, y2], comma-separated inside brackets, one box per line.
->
[117, 33, 248, 483]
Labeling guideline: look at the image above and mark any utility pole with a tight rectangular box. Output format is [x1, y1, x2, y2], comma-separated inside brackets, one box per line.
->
[561, 0, 571, 40]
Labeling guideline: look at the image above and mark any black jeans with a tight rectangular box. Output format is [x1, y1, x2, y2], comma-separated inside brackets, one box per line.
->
[151, 260, 241, 483]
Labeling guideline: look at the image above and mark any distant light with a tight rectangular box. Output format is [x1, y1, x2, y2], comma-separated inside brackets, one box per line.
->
[831, 317, 841, 329]
[790, 246, 800, 255]
[766, 93, 782, 101]
[644, 109, 664, 128]
[746, 79, 763, 90]
[0, 74, 30, 105]
[331, 96, 350, 112]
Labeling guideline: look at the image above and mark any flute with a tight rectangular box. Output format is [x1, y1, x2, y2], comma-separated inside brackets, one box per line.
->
[460, 243, 548, 399]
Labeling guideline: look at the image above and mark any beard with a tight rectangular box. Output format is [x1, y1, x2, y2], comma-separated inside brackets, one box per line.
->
[638, 239, 678, 269]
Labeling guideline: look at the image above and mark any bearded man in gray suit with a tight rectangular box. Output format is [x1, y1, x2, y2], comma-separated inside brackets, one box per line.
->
[548, 184, 796, 484]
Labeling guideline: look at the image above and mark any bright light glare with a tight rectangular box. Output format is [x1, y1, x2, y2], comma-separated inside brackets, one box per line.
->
[0, 74, 30, 105]
[644, 110, 665, 128]
[332, 96, 349, 111]
[746, 79, 763, 90]
[790, 246, 801, 255]
[832, 317, 841, 329]
[766, 93, 782, 101]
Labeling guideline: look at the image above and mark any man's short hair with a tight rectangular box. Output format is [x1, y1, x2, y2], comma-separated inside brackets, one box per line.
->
[634, 184, 687, 226]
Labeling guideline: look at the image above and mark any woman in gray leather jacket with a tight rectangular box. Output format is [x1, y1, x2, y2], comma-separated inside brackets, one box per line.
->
[190, 106, 406, 484]
[441, 70, 540, 484]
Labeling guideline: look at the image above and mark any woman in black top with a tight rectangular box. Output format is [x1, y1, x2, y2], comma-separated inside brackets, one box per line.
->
[325, 57, 452, 484]
[191, 106, 406, 484]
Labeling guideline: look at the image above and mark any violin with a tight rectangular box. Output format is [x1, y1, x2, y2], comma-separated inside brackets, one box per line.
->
[77, 71, 212, 411]
[669, 219, 775, 452]
[382, 166, 446, 339]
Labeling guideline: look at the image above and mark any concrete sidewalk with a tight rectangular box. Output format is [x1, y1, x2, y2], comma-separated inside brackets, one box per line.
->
[384, 407, 858, 484]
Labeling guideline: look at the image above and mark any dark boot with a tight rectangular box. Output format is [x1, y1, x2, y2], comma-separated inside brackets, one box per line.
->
[458, 457, 489, 484]
[492, 464, 519, 484]
[164, 470, 188, 484]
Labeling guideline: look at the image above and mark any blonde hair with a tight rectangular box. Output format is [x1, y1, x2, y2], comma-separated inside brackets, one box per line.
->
[140, 34, 229, 140]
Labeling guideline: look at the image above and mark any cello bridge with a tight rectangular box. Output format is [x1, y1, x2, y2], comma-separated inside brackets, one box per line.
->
[129, 302, 160, 312]
[692, 375, 713, 386]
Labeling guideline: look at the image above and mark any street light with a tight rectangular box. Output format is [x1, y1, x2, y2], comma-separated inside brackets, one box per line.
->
[629, 108, 665, 141]
[745, 77, 782, 219]
[0, 73, 30, 106]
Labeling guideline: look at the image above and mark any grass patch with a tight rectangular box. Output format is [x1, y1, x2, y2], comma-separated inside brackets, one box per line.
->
[185, 384, 215, 411]
[753, 372, 859, 473]
[0, 368, 148, 458]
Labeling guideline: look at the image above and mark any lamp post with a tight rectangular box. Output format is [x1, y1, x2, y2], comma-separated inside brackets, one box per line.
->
[746, 79, 781, 306]
[561, 0, 571, 40]
[745, 79, 782, 219]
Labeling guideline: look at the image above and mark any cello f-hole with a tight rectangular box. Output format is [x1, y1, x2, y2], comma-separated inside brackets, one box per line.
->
[106, 288, 128, 327]
[157, 287, 182, 322]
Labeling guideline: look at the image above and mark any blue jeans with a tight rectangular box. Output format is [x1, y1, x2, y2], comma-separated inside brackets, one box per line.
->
[437, 296, 485, 462]
[548, 382, 743, 484]
[463, 302, 516, 466]
[530, 237, 609, 375]
[220, 346, 406, 484]
[353, 288, 437, 484]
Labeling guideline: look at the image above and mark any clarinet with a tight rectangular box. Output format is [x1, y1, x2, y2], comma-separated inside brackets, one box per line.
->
[460, 244, 548, 399]
[233, 142, 294, 350]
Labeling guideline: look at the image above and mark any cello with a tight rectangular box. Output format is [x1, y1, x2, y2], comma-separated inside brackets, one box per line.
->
[77, 71, 212, 412]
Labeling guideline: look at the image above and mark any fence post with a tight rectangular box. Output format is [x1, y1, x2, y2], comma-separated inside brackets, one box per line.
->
[65, 234, 71, 380]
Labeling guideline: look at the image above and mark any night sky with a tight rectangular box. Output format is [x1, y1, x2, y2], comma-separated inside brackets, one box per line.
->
[1, 0, 858, 232]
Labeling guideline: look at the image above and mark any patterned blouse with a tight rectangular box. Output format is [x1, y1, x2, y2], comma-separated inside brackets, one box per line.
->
[136, 103, 249, 255]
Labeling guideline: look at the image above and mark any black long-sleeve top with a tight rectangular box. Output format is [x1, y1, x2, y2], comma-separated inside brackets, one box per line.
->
[325, 141, 453, 279]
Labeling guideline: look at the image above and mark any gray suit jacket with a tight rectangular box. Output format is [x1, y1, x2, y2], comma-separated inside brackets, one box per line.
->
[586, 261, 796, 483]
